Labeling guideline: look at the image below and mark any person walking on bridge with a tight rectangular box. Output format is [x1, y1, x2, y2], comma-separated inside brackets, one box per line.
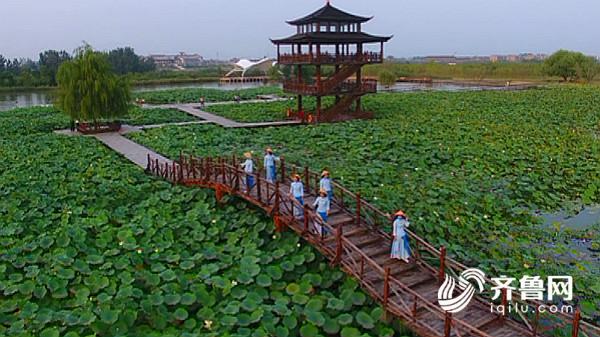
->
[313, 189, 331, 236]
[289, 174, 304, 218]
[264, 147, 280, 183]
[241, 152, 255, 192]
[320, 171, 333, 202]
[391, 210, 411, 263]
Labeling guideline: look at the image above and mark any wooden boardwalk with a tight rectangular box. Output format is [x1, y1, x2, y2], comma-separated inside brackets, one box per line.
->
[144, 99, 303, 129]
[146, 154, 600, 337]
[94, 133, 171, 168]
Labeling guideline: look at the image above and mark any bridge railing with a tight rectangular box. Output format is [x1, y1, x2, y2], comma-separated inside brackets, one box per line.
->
[147, 154, 600, 337]
[276, 157, 600, 337]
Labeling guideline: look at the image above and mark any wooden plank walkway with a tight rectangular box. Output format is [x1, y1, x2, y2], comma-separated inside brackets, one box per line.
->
[145, 154, 600, 337]
[56, 121, 599, 337]
[94, 133, 171, 168]
[144, 98, 303, 129]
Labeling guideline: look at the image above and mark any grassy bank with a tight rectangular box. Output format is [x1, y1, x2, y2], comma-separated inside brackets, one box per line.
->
[364, 62, 550, 82]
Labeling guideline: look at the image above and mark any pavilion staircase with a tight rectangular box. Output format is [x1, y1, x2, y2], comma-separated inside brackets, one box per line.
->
[146, 152, 600, 337]
[320, 63, 362, 92]
[321, 94, 361, 120]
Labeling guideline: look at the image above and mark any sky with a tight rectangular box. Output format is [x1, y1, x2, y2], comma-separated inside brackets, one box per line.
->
[2, 0, 599, 60]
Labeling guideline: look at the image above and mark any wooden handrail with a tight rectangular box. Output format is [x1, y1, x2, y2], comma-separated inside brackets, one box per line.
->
[148, 154, 600, 336]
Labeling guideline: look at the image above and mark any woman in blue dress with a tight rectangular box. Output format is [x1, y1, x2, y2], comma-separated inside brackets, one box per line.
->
[390, 210, 411, 263]
[240, 152, 255, 192]
[289, 174, 304, 218]
[320, 171, 333, 201]
[313, 189, 330, 235]
[264, 147, 279, 183]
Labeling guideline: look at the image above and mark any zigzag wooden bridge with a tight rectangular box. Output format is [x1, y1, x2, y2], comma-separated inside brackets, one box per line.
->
[146, 153, 600, 337]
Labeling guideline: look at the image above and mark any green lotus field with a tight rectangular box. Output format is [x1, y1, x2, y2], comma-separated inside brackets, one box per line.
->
[134, 86, 284, 105]
[0, 108, 409, 336]
[1, 86, 599, 337]
[129, 86, 600, 321]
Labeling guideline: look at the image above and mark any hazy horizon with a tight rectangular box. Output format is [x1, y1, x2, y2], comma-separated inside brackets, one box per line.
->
[3, 0, 600, 60]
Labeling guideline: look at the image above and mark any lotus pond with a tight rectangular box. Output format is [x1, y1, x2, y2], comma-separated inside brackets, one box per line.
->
[129, 86, 600, 321]
[0, 105, 197, 130]
[135, 86, 284, 105]
[0, 108, 413, 336]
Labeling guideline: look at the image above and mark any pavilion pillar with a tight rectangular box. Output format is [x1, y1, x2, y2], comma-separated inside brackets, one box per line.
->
[298, 63, 303, 117]
[316, 44, 321, 63]
[317, 96, 322, 122]
[316, 65, 322, 92]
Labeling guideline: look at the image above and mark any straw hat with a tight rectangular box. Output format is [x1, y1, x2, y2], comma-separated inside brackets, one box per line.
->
[266, 147, 273, 153]
[293, 174, 301, 180]
[395, 210, 407, 218]
[319, 189, 328, 195]
[321, 170, 329, 177]
[244, 152, 252, 159]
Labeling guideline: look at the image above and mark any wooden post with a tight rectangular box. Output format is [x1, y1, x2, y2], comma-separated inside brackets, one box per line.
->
[191, 156, 196, 179]
[532, 306, 539, 337]
[439, 246, 447, 284]
[221, 158, 226, 183]
[360, 256, 365, 278]
[304, 167, 310, 194]
[355, 192, 361, 225]
[155, 159, 159, 176]
[412, 294, 418, 321]
[146, 154, 151, 172]
[571, 308, 581, 337]
[274, 215, 284, 233]
[274, 182, 280, 215]
[383, 267, 391, 308]
[303, 205, 310, 233]
[333, 224, 343, 265]
[500, 288, 508, 321]
[444, 312, 452, 337]
[179, 162, 184, 183]
[280, 156, 286, 183]
[256, 175, 262, 201]
[215, 184, 224, 203]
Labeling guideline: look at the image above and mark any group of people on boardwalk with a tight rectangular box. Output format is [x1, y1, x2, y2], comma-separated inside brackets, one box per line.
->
[240, 147, 411, 263]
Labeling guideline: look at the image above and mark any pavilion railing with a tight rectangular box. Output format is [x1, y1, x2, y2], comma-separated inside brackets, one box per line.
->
[146, 153, 600, 337]
[279, 52, 382, 64]
[283, 78, 378, 95]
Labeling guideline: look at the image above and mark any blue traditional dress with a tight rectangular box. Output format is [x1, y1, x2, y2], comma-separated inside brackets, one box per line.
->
[241, 158, 255, 190]
[290, 181, 304, 218]
[391, 216, 411, 262]
[320, 177, 333, 201]
[264, 153, 278, 182]
[313, 196, 330, 235]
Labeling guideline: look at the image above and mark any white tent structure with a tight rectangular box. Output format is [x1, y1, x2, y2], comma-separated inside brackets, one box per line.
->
[225, 58, 275, 78]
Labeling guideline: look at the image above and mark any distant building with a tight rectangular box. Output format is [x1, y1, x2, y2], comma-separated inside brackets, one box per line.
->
[176, 53, 204, 68]
[148, 53, 205, 69]
[149, 55, 177, 68]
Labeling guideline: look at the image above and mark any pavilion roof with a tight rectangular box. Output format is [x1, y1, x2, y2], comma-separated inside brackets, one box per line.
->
[271, 32, 392, 45]
[287, 3, 371, 25]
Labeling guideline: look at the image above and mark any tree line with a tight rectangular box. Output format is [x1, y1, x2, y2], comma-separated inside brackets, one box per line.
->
[370, 50, 600, 84]
[0, 47, 155, 88]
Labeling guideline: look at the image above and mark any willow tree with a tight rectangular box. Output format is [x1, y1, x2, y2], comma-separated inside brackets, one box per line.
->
[56, 45, 130, 124]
